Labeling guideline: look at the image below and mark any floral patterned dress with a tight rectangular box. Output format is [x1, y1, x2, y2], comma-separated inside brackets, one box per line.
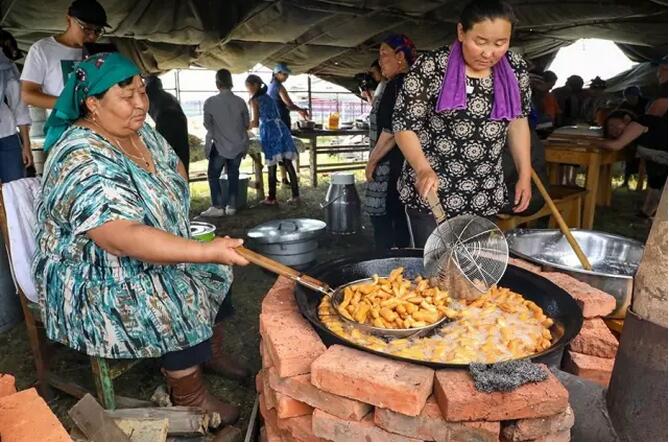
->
[32, 124, 232, 359]
[392, 45, 532, 217]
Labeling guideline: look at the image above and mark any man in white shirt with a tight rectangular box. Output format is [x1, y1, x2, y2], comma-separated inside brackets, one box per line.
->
[20, 0, 109, 110]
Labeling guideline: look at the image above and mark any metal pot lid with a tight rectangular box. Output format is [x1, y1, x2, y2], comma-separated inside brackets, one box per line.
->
[247, 218, 326, 244]
[190, 221, 216, 236]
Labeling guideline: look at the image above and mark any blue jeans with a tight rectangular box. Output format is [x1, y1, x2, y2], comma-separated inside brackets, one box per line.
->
[207, 147, 243, 208]
[0, 134, 24, 183]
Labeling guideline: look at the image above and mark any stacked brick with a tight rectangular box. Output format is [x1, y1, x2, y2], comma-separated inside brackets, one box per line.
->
[538, 272, 619, 387]
[0, 374, 71, 441]
[256, 278, 575, 442]
[509, 258, 621, 387]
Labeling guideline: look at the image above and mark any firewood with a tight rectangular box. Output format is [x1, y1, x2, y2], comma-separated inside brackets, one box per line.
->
[68, 394, 130, 441]
[105, 407, 217, 436]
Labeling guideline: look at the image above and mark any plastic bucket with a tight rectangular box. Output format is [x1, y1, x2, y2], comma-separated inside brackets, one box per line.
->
[219, 173, 249, 209]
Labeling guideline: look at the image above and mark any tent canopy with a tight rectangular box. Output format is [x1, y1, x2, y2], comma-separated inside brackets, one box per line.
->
[2, 0, 667, 89]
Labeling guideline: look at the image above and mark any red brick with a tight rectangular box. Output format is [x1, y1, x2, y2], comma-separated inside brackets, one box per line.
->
[540, 272, 616, 318]
[277, 414, 324, 442]
[260, 311, 326, 377]
[264, 423, 283, 442]
[374, 396, 500, 441]
[564, 350, 614, 387]
[259, 394, 285, 442]
[570, 318, 619, 358]
[312, 410, 419, 442]
[262, 371, 277, 410]
[260, 338, 274, 368]
[533, 429, 571, 442]
[311, 345, 433, 416]
[509, 257, 542, 273]
[434, 366, 569, 422]
[0, 388, 72, 441]
[267, 366, 372, 421]
[501, 405, 575, 441]
[0, 373, 16, 398]
[275, 391, 313, 419]
[261, 277, 299, 315]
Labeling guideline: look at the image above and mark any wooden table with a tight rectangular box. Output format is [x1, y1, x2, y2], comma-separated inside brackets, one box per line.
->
[292, 128, 368, 187]
[544, 137, 633, 229]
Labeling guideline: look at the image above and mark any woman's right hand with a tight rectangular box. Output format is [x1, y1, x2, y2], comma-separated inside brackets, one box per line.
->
[415, 166, 439, 200]
[365, 159, 378, 182]
[205, 237, 250, 266]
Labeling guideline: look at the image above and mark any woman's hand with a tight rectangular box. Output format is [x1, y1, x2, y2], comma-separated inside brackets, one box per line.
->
[205, 237, 250, 266]
[415, 166, 439, 200]
[513, 177, 532, 213]
[22, 144, 33, 167]
[365, 159, 378, 182]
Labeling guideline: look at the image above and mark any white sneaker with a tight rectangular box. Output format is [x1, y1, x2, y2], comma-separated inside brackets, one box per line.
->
[200, 206, 225, 217]
[225, 206, 237, 216]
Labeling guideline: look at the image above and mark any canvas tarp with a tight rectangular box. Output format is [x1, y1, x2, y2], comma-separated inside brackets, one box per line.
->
[1, 0, 666, 89]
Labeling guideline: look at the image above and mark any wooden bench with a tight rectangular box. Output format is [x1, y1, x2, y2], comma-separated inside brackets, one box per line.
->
[496, 185, 587, 231]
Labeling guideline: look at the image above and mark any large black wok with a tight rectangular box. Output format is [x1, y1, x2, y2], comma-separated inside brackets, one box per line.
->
[295, 249, 583, 369]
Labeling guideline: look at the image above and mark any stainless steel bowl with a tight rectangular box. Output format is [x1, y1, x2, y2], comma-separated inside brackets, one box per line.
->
[506, 229, 644, 318]
[330, 277, 449, 339]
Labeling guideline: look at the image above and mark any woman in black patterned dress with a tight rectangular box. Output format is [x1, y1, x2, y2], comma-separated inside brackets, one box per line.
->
[392, 0, 532, 247]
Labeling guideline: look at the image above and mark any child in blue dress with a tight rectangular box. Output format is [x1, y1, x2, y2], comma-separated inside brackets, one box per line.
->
[245, 74, 300, 205]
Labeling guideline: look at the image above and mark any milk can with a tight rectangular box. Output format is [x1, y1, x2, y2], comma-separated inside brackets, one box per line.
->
[321, 172, 360, 235]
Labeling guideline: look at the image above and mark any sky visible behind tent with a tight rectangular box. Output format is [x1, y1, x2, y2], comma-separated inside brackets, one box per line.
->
[548, 39, 636, 88]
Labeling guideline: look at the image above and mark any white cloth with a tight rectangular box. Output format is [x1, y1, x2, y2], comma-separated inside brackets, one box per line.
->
[20, 36, 83, 97]
[0, 54, 31, 139]
[2, 178, 40, 303]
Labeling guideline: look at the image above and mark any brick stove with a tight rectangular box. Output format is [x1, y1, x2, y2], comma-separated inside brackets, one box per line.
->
[256, 277, 580, 442]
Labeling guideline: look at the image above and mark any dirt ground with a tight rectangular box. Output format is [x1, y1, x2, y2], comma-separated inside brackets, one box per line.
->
[0, 170, 653, 438]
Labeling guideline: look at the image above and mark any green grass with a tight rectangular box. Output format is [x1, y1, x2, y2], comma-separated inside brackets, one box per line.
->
[0, 169, 654, 437]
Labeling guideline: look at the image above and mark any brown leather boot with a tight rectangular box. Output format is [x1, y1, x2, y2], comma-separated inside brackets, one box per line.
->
[204, 323, 251, 383]
[164, 367, 240, 426]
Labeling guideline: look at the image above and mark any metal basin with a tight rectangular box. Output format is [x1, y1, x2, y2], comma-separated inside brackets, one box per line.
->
[506, 229, 644, 318]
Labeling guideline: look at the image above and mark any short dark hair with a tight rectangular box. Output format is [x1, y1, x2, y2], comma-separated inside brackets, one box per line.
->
[459, 0, 517, 31]
[216, 69, 233, 89]
[542, 70, 557, 83]
[603, 109, 635, 138]
[566, 75, 584, 90]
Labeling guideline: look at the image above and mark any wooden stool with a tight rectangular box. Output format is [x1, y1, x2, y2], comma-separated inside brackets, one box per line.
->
[0, 181, 146, 409]
[496, 185, 587, 231]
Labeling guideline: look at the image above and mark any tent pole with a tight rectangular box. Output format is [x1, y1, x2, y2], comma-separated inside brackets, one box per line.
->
[0, 0, 19, 25]
[174, 69, 181, 103]
[307, 75, 312, 116]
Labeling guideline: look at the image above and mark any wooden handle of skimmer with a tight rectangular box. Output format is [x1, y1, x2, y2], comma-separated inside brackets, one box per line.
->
[426, 189, 447, 224]
[234, 246, 332, 294]
[530, 169, 592, 271]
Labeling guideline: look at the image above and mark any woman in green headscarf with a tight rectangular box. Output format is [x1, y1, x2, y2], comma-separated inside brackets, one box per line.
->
[33, 53, 248, 425]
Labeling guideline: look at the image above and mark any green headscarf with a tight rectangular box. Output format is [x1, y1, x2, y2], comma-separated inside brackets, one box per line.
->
[43, 52, 141, 152]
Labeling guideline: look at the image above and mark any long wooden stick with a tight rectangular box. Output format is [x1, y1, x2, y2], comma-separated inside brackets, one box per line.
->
[235, 246, 331, 293]
[531, 169, 592, 270]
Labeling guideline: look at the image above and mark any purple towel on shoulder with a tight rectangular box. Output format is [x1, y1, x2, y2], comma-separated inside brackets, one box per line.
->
[435, 41, 522, 121]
